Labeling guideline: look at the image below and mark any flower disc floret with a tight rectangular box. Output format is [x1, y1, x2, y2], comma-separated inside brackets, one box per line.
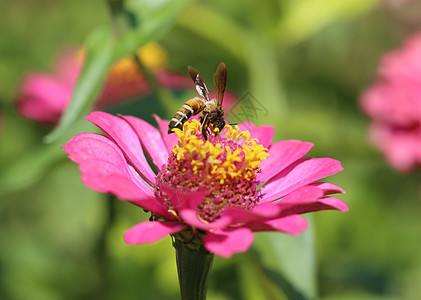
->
[155, 120, 269, 222]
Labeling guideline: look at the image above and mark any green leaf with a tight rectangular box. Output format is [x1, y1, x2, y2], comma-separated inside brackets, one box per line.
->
[0, 118, 96, 199]
[45, 27, 115, 143]
[238, 253, 288, 300]
[253, 218, 317, 300]
[0, 141, 65, 199]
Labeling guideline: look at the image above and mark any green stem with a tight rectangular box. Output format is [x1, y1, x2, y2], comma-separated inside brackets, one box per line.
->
[173, 238, 214, 300]
[87, 194, 117, 298]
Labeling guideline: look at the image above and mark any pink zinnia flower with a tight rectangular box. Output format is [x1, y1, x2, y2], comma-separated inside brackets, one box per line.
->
[63, 111, 347, 258]
[360, 33, 421, 172]
[15, 44, 200, 125]
[16, 49, 83, 124]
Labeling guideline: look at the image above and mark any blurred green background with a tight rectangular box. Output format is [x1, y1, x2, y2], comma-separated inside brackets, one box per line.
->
[1, 0, 421, 299]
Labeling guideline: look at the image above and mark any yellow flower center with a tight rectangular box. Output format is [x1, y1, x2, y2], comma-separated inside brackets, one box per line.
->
[171, 119, 269, 184]
[155, 120, 269, 222]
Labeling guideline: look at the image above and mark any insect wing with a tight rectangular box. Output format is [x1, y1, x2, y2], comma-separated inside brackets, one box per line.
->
[213, 62, 227, 107]
[188, 65, 210, 101]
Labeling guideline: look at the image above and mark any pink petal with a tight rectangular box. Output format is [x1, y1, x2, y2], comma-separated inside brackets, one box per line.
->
[63, 132, 153, 196]
[153, 114, 178, 151]
[16, 49, 82, 125]
[179, 209, 232, 231]
[246, 215, 308, 235]
[20, 73, 72, 110]
[202, 228, 254, 258]
[277, 199, 348, 216]
[17, 95, 62, 124]
[120, 115, 169, 170]
[369, 123, 421, 172]
[222, 202, 282, 224]
[276, 185, 324, 207]
[309, 182, 346, 195]
[17, 73, 71, 123]
[273, 187, 348, 216]
[268, 185, 325, 217]
[124, 221, 187, 244]
[317, 197, 349, 212]
[216, 180, 345, 229]
[86, 112, 156, 183]
[237, 121, 255, 133]
[260, 157, 343, 203]
[258, 140, 314, 183]
[250, 125, 274, 148]
[63, 133, 169, 216]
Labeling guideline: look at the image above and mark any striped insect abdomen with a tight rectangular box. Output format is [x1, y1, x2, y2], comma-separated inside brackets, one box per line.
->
[167, 98, 205, 134]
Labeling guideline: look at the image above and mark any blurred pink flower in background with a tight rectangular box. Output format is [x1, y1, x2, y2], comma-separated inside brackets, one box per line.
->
[16, 44, 225, 125]
[63, 111, 347, 258]
[16, 49, 82, 124]
[360, 33, 421, 172]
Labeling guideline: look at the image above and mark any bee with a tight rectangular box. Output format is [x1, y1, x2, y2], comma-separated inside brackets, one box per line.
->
[167, 62, 227, 140]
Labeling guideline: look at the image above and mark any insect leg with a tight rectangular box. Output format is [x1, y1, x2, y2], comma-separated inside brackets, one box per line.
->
[200, 114, 209, 140]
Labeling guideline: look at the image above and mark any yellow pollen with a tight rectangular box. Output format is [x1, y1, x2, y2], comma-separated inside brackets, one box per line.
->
[168, 209, 178, 217]
[171, 121, 269, 183]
